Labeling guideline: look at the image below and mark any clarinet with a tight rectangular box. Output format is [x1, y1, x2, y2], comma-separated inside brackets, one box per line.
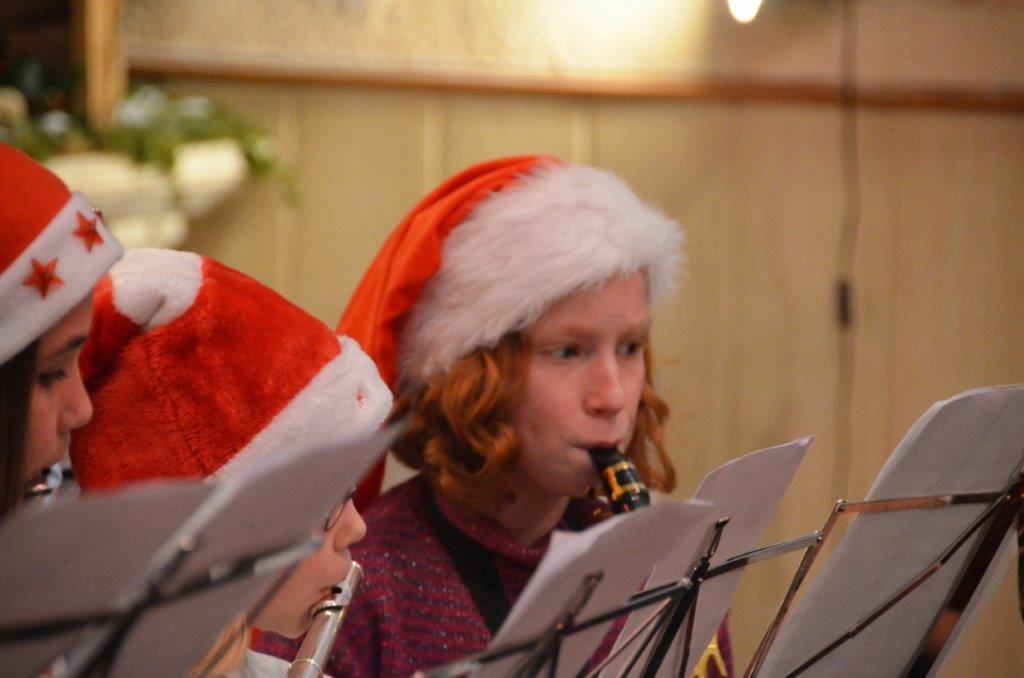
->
[589, 447, 651, 513]
[286, 561, 364, 678]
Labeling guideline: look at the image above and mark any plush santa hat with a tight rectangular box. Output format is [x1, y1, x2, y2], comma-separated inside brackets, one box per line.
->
[0, 142, 123, 364]
[70, 248, 392, 491]
[337, 155, 684, 501]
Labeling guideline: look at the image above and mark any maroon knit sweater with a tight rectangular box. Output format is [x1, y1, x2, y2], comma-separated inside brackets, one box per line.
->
[253, 475, 732, 676]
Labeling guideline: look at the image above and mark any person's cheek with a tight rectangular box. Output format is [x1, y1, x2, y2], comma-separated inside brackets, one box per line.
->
[23, 388, 55, 480]
[278, 558, 319, 636]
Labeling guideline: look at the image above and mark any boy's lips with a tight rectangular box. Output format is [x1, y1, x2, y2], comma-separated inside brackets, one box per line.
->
[581, 441, 622, 451]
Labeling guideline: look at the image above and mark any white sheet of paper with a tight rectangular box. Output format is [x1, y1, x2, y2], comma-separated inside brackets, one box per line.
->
[604, 438, 810, 677]
[471, 500, 717, 678]
[107, 427, 396, 678]
[161, 426, 396, 594]
[759, 384, 1024, 678]
[0, 481, 212, 676]
[109, 571, 283, 678]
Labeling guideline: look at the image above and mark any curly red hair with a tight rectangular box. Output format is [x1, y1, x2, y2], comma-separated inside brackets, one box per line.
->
[390, 332, 675, 514]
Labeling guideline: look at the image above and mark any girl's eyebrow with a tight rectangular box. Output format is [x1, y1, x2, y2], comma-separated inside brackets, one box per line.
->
[39, 335, 87, 364]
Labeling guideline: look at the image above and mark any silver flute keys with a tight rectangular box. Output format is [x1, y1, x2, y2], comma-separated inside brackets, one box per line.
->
[287, 561, 364, 678]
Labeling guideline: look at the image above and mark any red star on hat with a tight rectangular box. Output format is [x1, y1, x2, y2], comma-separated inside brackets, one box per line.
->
[23, 258, 65, 298]
[73, 211, 105, 251]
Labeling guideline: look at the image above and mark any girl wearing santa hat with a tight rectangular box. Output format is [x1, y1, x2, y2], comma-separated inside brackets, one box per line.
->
[69, 247, 393, 675]
[255, 155, 732, 676]
[0, 142, 123, 519]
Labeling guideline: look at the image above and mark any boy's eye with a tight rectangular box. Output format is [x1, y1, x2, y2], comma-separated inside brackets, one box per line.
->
[37, 369, 67, 389]
[551, 345, 581, 360]
[619, 341, 644, 357]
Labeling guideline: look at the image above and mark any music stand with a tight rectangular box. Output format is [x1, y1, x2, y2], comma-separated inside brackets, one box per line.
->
[423, 438, 811, 678]
[0, 426, 396, 678]
[422, 474, 1022, 678]
[750, 383, 1024, 677]
[0, 481, 213, 677]
[744, 468, 1023, 677]
[420, 519, 819, 678]
[600, 438, 811, 678]
[421, 500, 718, 678]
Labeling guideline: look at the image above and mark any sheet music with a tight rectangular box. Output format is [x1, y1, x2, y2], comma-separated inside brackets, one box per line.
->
[108, 571, 285, 678]
[107, 427, 396, 678]
[0, 481, 212, 676]
[604, 438, 810, 677]
[0, 426, 394, 678]
[160, 427, 396, 594]
[759, 384, 1024, 677]
[474, 500, 717, 678]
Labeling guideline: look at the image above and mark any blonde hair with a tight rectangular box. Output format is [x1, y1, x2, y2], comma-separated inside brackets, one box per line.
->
[189, 616, 249, 676]
[390, 333, 675, 514]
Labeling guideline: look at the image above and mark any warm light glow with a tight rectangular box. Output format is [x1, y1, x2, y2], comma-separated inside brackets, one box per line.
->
[727, 0, 763, 24]
[533, 0, 714, 76]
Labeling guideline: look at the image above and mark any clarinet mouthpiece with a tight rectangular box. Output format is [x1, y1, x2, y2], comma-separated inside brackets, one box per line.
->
[589, 447, 651, 514]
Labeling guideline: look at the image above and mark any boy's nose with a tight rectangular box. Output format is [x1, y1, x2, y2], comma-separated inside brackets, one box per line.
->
[584, 354, 627, 417]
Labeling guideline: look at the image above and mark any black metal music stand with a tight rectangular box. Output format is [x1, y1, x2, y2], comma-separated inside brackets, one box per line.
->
[421, 518, 818, 678]
[745, 467, 1024, 678]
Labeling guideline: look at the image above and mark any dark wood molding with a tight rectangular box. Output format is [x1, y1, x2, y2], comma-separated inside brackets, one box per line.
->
[128, 54, 1024, 115]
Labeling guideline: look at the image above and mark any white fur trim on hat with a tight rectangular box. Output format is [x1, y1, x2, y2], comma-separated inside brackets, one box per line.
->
[0, 192, 123, 364]
[399, 163, 684, 381]
[214, 335, 393, 478]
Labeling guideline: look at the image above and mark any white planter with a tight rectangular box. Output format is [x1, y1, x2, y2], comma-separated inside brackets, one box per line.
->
[172, 139, 248, 218]
[46, 139, 247, 249]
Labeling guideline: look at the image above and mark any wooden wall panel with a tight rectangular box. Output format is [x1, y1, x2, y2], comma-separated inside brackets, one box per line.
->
[850, 110, 1024, 676]
[171, 80, 296, 295]
[290, 87, 435, 323]
[441, 93, 583, 169]
[851, 110, 1024, 498]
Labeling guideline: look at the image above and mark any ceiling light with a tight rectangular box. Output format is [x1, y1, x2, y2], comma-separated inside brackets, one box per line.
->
[727, 0, 763, 24]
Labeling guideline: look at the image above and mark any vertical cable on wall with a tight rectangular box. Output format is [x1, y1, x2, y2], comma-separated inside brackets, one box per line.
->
[831, 0, 861, 501]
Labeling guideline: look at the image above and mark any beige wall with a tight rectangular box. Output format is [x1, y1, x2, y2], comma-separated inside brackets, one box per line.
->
[124, 0, 1024, 89]
[170, 79, 1024, 674]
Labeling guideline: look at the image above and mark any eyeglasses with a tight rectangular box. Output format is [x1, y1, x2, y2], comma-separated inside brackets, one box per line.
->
[324, 486, 357, 532]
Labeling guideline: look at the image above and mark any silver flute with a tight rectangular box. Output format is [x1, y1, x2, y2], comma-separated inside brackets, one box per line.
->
[287, 561, 364, 678]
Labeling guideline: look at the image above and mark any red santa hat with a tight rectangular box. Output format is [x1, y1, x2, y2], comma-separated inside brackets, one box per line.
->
[337, 155, 683, 500]
[70, 248, 392, 491]
[0, 142, 123, 364]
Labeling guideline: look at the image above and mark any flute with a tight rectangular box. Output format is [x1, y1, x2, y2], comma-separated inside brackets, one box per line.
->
[287, 561, 364, 678]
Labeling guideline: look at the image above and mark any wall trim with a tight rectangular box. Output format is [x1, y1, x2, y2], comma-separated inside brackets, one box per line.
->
[129, 54, 1024, 115]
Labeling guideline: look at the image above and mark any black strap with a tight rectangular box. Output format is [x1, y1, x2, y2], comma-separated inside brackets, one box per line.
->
[424, 490, 512, 636]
